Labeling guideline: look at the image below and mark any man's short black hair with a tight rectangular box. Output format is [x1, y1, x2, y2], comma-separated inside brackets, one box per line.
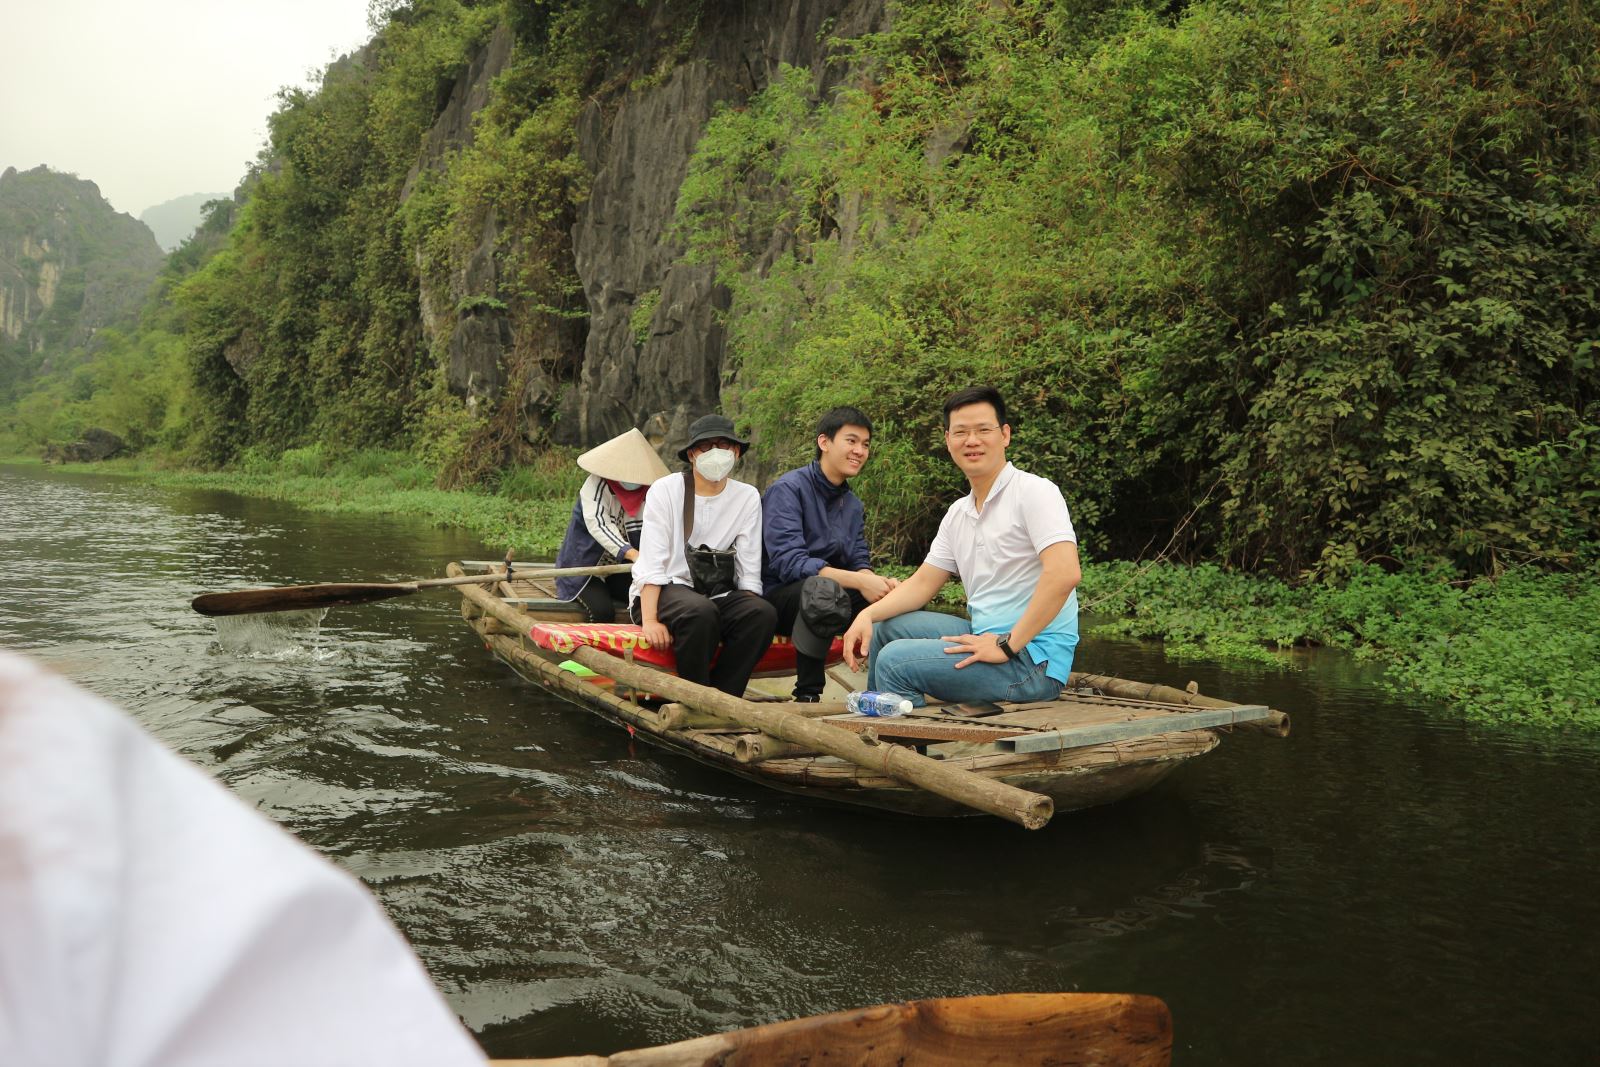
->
[942, 386, 1007, 429]
[814, 406, 874, 459]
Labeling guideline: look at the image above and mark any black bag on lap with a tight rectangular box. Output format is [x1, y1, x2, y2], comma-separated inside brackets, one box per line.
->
[681, 470, 738, 598]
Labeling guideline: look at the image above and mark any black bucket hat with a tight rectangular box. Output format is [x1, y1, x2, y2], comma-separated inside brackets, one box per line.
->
[677, 413, 751, 461]
[791, 575, 854, 659]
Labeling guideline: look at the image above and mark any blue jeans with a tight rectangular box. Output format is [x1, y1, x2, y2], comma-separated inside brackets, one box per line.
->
[866, 611, 1063, 707]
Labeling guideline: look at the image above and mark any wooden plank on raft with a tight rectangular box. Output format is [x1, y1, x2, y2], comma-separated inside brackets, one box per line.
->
[820, 715, 1035, 743]
[997, 705, 1272, 753]
[1069, 671, 1291, 737]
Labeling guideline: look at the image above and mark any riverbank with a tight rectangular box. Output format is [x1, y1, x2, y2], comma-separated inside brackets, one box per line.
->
[35, 448, 1599, 730]
[60, 445, 587, 557]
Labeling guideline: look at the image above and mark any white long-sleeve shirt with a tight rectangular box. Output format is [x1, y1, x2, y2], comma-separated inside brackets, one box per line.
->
[628, 474, 765, 604]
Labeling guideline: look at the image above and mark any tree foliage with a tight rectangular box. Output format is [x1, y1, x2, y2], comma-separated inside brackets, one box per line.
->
[678, 0, 1600, 575]
[6, 0, 1596, 580]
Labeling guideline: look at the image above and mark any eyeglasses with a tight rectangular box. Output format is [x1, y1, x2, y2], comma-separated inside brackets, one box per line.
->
[945, 425, 1002, 442]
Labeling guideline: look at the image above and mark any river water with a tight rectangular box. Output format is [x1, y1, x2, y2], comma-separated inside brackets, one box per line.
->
[2, 463, 1596, 1064]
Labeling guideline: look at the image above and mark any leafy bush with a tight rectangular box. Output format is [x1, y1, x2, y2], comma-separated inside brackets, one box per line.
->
[678, 0, 1600, 574]
[1083, 559, 1600, 728]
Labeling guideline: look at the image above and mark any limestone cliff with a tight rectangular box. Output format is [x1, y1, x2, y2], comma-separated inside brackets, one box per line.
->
[407, 1, 887, 459]
[562, 0, 886, 456]
[0, 166, 164, 380]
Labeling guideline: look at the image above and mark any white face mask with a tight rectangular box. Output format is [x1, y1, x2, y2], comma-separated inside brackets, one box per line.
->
[616, 481, 642, 491]
[693, 447, 737, 482]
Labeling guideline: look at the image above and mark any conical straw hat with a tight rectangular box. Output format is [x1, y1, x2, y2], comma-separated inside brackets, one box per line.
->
[576, 428, 671, 484]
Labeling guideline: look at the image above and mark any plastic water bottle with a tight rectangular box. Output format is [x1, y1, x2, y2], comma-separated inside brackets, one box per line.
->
[846, 690, 912, 717]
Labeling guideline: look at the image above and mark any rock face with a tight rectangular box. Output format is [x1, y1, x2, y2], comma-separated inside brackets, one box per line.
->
[559, 0, 887, 455]
[0, 166, 164, 367]
[43, 427, 127, 463]
[398, 2, 887, 457]
[403, 24, 521, 410]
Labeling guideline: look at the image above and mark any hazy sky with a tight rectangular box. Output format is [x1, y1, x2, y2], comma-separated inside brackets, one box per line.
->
[2, 0, 374, 218]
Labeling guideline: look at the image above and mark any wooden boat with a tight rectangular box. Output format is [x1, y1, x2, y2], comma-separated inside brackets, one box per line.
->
[452, 562, 1288, 829]
[488, 991, 1172, 1065]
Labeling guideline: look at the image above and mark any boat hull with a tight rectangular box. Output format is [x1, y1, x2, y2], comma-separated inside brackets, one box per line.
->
[460, 571, 1225, 821]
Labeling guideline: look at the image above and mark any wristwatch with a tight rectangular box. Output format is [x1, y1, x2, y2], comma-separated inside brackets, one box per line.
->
[995, 633, 1020, 661]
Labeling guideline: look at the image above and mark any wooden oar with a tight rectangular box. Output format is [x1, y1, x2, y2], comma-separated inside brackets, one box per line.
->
[488, 992, 1172, 1066]
[190, 563, 632, 617]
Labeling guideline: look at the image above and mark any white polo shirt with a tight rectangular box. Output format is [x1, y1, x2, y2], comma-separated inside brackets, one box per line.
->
[925, 462, 1079, 682]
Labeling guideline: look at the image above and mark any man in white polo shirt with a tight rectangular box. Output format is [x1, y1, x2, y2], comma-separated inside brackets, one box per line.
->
[841, 386, 1081, 706]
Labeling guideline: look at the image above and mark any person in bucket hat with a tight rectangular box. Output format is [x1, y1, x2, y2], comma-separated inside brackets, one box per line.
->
[674, 412, 750, 460]
[762, 406, 897, 700]
[629, 414, 777, 696]
[554, 428, 672, 622]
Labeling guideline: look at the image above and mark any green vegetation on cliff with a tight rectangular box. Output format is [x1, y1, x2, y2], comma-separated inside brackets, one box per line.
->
[2, 196, 234, 454]
[680, 0, 1600, 577]
[10, 0, 1597, 574]
[0, 166, 165, 407]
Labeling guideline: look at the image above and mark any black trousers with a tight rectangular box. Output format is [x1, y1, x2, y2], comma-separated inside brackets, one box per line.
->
[575, 573, 631, 622]
[633, 585, 778, 697]
[767, 579, 869, 699]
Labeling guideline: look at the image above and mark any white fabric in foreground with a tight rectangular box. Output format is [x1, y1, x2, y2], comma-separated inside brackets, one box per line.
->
[0, 650, 487, 1067]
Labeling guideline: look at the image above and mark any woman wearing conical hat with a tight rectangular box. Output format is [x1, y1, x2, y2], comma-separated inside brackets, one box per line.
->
[553, 429, 671, 622]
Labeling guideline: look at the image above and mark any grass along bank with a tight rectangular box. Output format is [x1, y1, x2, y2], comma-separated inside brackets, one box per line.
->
[61, 448, 1600, 730]
[76, 444, 586, 559]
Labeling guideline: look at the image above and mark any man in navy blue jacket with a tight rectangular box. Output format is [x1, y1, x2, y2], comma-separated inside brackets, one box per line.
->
[763, 407, 898, 701]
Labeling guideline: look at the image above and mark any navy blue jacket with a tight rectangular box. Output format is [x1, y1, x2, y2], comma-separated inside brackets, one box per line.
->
[761, 461, 870, 593]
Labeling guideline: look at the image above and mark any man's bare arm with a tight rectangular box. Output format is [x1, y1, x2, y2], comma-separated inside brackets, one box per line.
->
[944, 541, 1079, 668]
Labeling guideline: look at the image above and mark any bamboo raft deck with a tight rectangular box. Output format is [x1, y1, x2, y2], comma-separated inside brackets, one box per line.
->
[451, 562, 1289, 829]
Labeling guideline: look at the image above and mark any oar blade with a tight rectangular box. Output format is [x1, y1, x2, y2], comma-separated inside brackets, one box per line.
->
[191, 582, 418, 617]
[489, 992, 1172, 1066]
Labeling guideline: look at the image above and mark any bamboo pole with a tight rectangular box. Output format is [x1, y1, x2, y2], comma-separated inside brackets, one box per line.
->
[450, 569, 1054, 829]
[658, 700, 845, 730]
[657, 703, 739, 731]
[734, 734, 821, 764]
[478, 626, 669, 734]
[462, 598, 515, 635]
[1069, 672, 1290, 737]
[564, 644, 1052, 829]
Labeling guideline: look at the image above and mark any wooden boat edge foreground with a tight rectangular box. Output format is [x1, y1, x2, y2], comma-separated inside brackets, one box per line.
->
[451, 563, 1289, 829]
[487, 991, 1173, 1066]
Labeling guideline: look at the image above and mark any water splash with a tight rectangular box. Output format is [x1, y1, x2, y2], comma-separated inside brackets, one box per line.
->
[213, 610, 339, 662]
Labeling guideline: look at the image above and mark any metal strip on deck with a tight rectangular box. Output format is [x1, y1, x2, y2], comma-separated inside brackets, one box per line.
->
[995, 705, 1272, 752]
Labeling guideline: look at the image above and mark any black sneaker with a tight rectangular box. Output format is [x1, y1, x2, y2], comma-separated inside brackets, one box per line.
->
[792, 693, 821, 703]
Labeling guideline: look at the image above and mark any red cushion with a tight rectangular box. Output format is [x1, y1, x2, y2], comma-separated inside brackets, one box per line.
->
[528, 622, 843, 673]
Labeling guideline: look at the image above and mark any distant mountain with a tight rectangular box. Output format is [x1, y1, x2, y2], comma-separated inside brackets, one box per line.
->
[140, 191, 230, 251]
[0, 165, 164, 391]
